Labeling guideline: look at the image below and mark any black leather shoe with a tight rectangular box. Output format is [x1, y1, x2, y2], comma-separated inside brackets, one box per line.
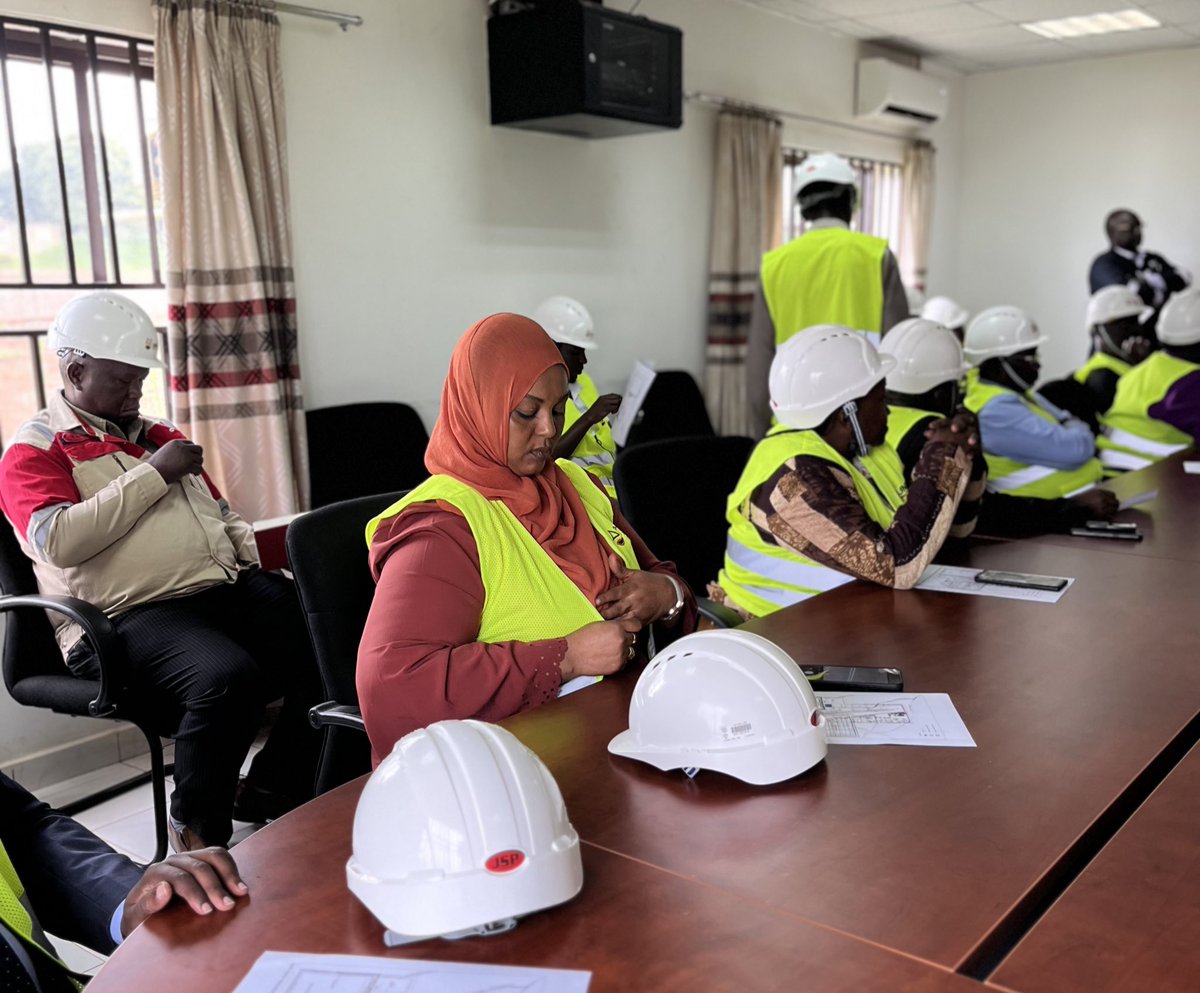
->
[168, 821, 211, 853]
[232, 780, 301, 823]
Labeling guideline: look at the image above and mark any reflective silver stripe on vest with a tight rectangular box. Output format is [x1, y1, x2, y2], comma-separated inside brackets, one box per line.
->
[572, 451, 615, 470]
[1099, 447, 1152, 471]
[726, 536, 854, 593]
[742, 584, 818, 609]
[985, 463, 1057, 493]
[1104, 427, 1189, 458]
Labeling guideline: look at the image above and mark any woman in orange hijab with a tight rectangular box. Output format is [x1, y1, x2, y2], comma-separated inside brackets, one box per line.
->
[357, 314, 695, 763]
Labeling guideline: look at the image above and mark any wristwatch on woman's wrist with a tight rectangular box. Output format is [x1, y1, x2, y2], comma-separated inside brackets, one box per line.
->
[660, 574, 686, 622]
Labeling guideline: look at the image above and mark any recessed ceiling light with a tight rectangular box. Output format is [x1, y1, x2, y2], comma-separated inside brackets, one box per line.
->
[1021, 8, 1160, 39]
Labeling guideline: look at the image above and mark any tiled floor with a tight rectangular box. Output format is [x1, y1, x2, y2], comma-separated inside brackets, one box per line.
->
[36, 740, 266, 977]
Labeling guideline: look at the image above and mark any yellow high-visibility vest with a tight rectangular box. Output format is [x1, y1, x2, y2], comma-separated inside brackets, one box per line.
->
[1, 840, 82, 991]
[1100, 351, 1198, 468]
[562, 373, 617, 500]
[964, 380, 1103, 498]
[366, 460, 639, 643]
[761, 226, 888, 346]
[717, 426, 903, 618]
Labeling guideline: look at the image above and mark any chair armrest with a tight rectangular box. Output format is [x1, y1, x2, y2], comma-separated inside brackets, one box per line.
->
[308, 701, 366, 732]
[0, 593, 124, 717]
[696, 597, 743, 629]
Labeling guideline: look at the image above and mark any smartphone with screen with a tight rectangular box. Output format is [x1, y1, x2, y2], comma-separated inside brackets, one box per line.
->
[801, 666, 904, 692]
[1069, 527, 1143, 541]
[1085, 520, 1138, 532]
[974, 569, 1068, 591]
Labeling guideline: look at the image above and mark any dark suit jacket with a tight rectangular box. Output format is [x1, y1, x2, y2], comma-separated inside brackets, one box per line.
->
[1089, 248, 1188, 300]
[1, 771, 142, 956]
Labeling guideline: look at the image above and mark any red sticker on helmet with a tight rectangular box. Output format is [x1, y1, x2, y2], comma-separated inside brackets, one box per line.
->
[485, 850, 525, 874]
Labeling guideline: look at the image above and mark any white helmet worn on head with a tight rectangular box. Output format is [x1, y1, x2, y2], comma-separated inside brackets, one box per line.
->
[532, 295, 597, 350]
[608, 629, 827, 785]
[347, 719, 583, 943]
[1157, 287, 1200, 347]
[1085, 285, 1152, 330]
[880, 318, 969, 396]
[921, 295, 970, 331]
[769, 326, 895, 430]
[795, 152, 857, 195]
[962, 305, 1046, 365]
[48, 291, 163, 369]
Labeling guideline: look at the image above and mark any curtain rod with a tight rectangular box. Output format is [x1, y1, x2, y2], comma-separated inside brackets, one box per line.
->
[685, 91, 920, 142]
[275, 1, 362, 30]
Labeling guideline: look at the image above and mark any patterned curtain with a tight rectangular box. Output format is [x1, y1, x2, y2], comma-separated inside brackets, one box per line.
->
[154, 0, 309, 519]
[899, 140, 935, 291]
[704, 111, 782, 436]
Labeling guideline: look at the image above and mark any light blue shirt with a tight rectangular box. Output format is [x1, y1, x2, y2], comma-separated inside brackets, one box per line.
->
[976, 391, 1096, 470]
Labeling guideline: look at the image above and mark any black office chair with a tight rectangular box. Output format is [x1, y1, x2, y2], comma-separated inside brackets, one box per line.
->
[622, 371, 715, 449]
[0, 524, 170, 862]
[615, 434, 754, 628]
[305, 402, 429, 509]
[287, 490, 406, 794]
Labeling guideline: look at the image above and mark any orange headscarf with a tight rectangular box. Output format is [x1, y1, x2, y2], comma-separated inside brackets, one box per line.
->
[425, 313, 617, 601]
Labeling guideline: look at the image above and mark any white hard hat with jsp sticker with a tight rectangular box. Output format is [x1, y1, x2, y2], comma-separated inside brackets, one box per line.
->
[347, 719, 583, 944]
[48, 291, 163, 370]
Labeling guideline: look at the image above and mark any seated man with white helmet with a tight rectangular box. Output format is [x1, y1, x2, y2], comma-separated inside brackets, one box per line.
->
[0, 292, 321, 853]
[710, 327, 975, 620]
[533, 295, 621, 500]
[882, 319, 1116, 537]
[1101, 286, 1200, 469]
[962, 306, 1116, 525]
[1073, 285, 1153, 415]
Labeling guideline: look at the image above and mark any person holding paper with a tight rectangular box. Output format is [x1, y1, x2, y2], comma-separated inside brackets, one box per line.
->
[356, 314, 694, 764]
[533, 295, 621, 500]
[710, 327, 974, 620]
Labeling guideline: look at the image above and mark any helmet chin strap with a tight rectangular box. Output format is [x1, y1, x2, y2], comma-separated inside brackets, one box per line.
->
[843, 399, 870, 457]
[999, 356, 1034, 393]
[1096, 325, 1127, 357]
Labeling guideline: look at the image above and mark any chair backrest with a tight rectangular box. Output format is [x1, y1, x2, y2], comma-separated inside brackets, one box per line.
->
[622, 371, 715, 449]
[305, 403, 429, 509]
[0, 522, 69, 694]
[614, 434, 754, 594]
[286, 491, 405, 709]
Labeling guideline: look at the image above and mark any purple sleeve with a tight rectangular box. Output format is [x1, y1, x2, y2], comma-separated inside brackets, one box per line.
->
[1148, 369, 1200, 442]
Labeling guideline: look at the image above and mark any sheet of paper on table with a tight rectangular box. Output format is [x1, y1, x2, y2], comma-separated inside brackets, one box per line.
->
[558, 674, 602, 697]
[815, 692, 976, 747]
[232, 951, 592, 993]
[1183, 461, 1200, 475]
[1119, 489, 1157, 509]
[914, 564, 1072, 604]
[609, 360, 657, 448]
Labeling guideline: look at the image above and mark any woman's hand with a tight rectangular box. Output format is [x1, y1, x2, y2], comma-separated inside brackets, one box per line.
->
[561, 618, 640, 680]
[595, 555, 678, 626]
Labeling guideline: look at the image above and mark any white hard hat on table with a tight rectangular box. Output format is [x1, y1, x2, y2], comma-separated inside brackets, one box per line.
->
[347, 719, 583, 943]
[608, 629, 827, 785]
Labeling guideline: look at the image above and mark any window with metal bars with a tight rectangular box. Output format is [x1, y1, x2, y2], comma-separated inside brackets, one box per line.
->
[0, 16, 167, 448]
[782, 148, 903, 248]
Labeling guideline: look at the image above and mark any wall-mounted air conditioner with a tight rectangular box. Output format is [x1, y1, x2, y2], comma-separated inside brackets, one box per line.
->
[855, 58, 948, 128]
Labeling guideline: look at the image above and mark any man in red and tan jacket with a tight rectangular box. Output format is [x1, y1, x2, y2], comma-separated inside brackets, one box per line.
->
[0, 292, 320, 852]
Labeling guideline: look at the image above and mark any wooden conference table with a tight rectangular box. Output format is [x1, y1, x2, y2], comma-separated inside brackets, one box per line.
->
[88, 460, 1200, 993]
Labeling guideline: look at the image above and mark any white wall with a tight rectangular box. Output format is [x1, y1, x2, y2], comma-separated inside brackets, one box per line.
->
[282, 0, 962, 423]
[954, 46, 1200, 378]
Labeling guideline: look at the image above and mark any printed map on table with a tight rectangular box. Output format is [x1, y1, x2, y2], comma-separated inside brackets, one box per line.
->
[815, 692, 976, 747]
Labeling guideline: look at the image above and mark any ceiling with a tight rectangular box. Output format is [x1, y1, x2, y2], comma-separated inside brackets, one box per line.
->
[732, 0, 1200, 71]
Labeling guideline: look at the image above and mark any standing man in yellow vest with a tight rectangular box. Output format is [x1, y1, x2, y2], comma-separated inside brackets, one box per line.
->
[963, 307, 1113, 513]
[709, 327, 973, 620]
[1, 771, 245, 991]
[747, 152, 909, 437]
[1101, 287, 1200, 468]
[1072, 285, 1152, 415]
[533, 296, 621, 500]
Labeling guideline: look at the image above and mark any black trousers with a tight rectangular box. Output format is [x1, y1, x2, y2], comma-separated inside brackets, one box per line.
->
[69, 570, 322, 846]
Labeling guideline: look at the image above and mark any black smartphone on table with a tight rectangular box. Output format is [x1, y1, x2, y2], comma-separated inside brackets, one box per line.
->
[974, 569, 1068, 591]
[801, 666, 904, 692]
